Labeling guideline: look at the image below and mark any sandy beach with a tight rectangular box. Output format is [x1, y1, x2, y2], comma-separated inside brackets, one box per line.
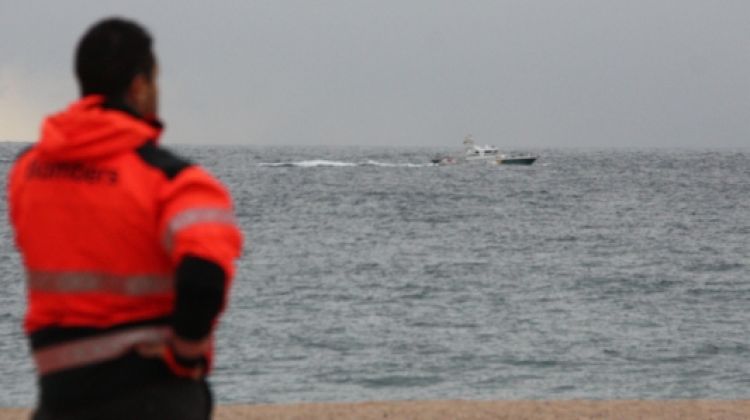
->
[2, 400, 750, 419]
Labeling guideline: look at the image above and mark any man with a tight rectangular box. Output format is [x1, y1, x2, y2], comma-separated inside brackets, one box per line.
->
[7, 17, 243, 419]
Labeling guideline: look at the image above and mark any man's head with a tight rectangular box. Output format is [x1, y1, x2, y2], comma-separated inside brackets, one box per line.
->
[75, 17, 158, 117]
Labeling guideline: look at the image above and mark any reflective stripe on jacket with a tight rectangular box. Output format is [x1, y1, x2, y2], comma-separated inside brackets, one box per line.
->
[27, 271, 173, 295]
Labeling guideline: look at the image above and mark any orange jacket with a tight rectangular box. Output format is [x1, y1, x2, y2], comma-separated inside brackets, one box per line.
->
[8, 95, 242, 376]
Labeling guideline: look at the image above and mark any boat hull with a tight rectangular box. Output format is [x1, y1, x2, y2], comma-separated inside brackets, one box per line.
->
[497, 157, 537, 165]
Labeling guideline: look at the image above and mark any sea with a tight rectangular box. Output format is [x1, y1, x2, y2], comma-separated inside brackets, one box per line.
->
[1, 143, 749, 406]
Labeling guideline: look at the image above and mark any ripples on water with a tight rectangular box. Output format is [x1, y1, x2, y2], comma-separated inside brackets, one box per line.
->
[1, 144, 749, 405]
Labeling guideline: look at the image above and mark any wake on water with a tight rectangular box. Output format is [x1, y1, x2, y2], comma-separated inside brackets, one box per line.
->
[258, 160, 434, 168]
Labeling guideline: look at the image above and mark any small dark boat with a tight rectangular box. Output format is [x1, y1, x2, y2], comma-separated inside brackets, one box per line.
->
[431, 156, 457, 165]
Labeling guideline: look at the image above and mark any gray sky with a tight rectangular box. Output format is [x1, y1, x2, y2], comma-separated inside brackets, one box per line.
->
[1, 1, 748, 148]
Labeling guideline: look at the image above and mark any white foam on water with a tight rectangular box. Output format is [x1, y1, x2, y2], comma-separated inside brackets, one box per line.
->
[258, 160, 434, 168]
[258, 160, 357, 167]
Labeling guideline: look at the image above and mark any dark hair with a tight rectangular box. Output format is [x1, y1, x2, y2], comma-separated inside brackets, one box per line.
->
[75, 17, 155, 97]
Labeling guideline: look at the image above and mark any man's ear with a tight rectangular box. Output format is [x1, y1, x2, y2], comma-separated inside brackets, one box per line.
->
[128, 74, 148, 100]
[126, 74, 151, 115]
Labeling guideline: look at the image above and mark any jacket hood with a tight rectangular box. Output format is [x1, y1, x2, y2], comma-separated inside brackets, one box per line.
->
[37, 95, 162, 161]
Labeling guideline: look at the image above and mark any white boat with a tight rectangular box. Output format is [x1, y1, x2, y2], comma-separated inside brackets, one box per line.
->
[463, 135, 499, 161]
[462, 135, 537, 165]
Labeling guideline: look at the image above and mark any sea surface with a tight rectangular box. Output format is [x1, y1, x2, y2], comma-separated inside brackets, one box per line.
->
[1, 143, 749, 406]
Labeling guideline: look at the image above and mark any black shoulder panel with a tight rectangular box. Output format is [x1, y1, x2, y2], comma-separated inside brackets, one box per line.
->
[135, 142, 193, 180]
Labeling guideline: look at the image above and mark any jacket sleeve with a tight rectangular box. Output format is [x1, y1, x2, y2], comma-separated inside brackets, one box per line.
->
[157, 165, 243, 339]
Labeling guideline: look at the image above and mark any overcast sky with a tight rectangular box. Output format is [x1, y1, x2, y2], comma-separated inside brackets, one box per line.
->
[1, 1, 748, 148]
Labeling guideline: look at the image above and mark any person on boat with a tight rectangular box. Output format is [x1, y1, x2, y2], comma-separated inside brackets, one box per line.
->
[7, 17, 243, 419]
